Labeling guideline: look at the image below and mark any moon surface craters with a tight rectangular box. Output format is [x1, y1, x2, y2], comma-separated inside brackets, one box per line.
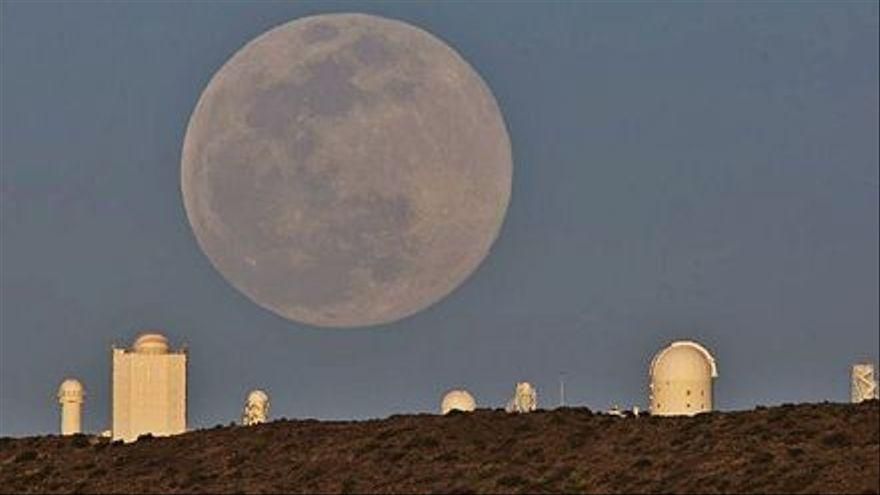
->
[181, 14, 512, 327]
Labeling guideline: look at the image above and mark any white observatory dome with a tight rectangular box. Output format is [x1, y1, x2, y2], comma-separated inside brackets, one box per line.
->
[57, 379, 85, 402]
[441, 389, 476, 415]
[649, 340, 717, 416]
[247, 389, 269, 405]
[133, 332, 170, 354]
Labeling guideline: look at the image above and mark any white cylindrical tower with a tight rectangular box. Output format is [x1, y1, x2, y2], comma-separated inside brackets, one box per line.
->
[440, 389, 476, 415]
[242, 389, 270, 425]
[852, 363, 878, 403]
[649, 340, 718, 416]
[57, 379, 85, 435]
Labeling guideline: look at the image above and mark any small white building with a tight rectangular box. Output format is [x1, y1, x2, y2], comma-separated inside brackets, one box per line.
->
[649, 340, 717, 416]
[505, 382, 537, 413]
[242, 389, 270, 425]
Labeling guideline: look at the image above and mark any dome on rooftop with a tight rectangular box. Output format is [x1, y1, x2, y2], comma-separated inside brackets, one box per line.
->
[247, 390, 269, 405]
[57, 378, 85, 402]
[650, 340, 718, 380]
[133, 332, 170, 354]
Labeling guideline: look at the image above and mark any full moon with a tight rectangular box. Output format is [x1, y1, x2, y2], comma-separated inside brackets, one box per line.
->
[181, 14, 512, 328]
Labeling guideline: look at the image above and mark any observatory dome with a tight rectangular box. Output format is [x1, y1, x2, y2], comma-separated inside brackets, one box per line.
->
[133, 332, 170, 354]
[650, 341, 717, 380]
[649, 340, 717, 416]
[57, 379, 85, 401]
[441, 389, 476, 415]
[247, 390, 269, 405]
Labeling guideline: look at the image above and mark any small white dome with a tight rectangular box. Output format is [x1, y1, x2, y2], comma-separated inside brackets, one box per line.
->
[57, 379, 85, 401]
[133, 332, 170, 354]
[247, 390, 269, 405]
[441, 389, 476, 414]
[650, 340, 718, 380]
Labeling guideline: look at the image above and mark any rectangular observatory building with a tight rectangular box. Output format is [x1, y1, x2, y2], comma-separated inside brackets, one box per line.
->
[112, 333, 187, 442]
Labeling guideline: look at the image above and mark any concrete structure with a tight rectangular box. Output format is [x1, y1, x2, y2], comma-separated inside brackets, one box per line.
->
[440, 389, 476, 415]
[505, 382, 537, 413]
[112, 332, 187, 442]
[606, 405, 641, 418]
[242, 389, 270, 425]
[649, 340, 718, 416]
[57, 379, 85, 435]
[606, 405, 625, 418]
[852, 363, 878, 403]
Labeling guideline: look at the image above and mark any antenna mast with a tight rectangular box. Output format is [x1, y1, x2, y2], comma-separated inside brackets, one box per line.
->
[559, 372, 566, 408]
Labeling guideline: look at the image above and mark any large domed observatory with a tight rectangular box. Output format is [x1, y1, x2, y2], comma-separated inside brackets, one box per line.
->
[649, 340, 718, 416]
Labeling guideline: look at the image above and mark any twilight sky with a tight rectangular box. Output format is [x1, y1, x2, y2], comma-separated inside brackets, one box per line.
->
[1, 1, 877, 437]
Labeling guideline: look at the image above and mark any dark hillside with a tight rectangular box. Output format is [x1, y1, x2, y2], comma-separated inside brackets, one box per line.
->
[1, 401, 877, 494]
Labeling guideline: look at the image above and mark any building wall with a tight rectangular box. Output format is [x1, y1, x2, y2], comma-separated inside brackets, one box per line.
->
[112, 349, 186, 442]
[60, 403, 82, 435]
[650, 378, 712, 416]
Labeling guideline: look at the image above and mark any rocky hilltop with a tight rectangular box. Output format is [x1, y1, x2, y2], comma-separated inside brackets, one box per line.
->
[1, 401, 877, 494]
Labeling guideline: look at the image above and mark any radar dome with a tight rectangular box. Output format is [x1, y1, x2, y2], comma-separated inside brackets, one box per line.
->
[133, 332, 170, 354]
[441, 389, 476, 415]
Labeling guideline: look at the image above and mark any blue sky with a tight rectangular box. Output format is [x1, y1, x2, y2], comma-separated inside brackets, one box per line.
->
[1, 1, 877, 436]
